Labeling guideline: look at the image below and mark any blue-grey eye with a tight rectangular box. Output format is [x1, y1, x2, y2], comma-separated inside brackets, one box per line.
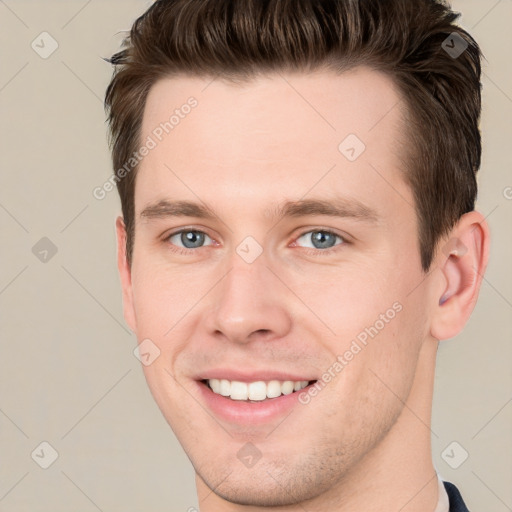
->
[168, 230, 213, 249]
[296, 230, 343, 250]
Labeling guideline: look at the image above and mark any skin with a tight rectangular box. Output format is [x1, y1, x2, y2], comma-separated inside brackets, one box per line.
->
[116, 67, 489, 511]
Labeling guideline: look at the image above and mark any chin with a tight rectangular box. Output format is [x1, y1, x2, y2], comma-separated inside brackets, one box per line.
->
[194, 453, 343, 507]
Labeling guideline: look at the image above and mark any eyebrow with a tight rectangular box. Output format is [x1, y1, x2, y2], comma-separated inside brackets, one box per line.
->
[140, 197, 379, 224]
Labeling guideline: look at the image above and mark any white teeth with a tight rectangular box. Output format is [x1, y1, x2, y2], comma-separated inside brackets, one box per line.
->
[281, 381, 294, 395]
[230, 381, 248, 400]
[248, 381, 267, 401]
[206, 379, 310, 400]
[219, 379, 231, 396]
[267, 380, 282, 398]
[209, 378, 220, 394]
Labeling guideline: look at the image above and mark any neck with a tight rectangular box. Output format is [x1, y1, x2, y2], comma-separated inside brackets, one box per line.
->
[196, 339, 440, 512]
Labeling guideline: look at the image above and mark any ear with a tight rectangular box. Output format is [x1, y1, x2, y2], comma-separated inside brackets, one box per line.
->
[430, 211, 490, 341]
[116, 216, 137, 332]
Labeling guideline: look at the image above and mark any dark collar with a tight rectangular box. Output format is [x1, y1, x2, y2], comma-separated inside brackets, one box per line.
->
[443, 481, 470, 512]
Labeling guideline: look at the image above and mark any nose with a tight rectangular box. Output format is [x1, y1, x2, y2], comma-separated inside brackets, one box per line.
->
[205, 252, 293, 345]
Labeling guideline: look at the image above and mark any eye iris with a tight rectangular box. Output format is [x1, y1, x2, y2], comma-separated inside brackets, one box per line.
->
[311, 231, 336, 249]
[176, 231, 337, 250]
[182, 231, 204, 248]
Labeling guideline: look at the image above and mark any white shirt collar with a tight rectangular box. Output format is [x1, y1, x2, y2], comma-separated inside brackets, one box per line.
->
[434, 474, 450, 512]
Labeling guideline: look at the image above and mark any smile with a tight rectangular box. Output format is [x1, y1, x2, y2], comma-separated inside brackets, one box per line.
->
[195, 372, 319, 424]
[204, 378, 313, 402]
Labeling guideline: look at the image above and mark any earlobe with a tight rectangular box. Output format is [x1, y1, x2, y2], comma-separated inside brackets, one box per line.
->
[115, 216, 137, 332]
[430, 211, 490, 341]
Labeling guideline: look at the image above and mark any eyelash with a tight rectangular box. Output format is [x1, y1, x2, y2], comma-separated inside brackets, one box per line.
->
[163, 227, 349, 257]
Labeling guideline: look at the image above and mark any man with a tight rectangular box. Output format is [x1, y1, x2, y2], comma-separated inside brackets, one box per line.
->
[104, 0, 489, 510]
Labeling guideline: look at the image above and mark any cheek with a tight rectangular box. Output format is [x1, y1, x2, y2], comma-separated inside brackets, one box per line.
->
[130, 264, 206, 385]
[130, 263, 199, 336]
[356, 296, 428, 407]
[300, 266, 403, 341]
[320, 269, 429, 401]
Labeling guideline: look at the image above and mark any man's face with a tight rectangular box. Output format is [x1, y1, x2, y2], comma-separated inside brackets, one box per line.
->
[120, 67, 435, 505]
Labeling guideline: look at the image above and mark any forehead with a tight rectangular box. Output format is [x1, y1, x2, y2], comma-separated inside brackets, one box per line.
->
[136, 67, 411, 219]
[142, 67, 405, 151]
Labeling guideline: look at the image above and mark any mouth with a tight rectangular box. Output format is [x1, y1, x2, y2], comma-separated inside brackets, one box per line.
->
[194, 371, 319, 424]
[201, 378, 317, 402]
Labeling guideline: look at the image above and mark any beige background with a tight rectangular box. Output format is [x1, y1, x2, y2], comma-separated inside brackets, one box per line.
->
[0, 1, 510, 510]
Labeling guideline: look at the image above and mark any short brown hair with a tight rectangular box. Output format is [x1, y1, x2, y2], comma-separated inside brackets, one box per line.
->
[104, 0, 482, 271]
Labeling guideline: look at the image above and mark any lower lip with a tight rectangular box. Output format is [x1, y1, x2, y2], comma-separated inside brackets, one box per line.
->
[196, 380, 316, 425]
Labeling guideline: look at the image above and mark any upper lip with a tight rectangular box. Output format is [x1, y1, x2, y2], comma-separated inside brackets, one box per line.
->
[196, 370, 317, 382]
